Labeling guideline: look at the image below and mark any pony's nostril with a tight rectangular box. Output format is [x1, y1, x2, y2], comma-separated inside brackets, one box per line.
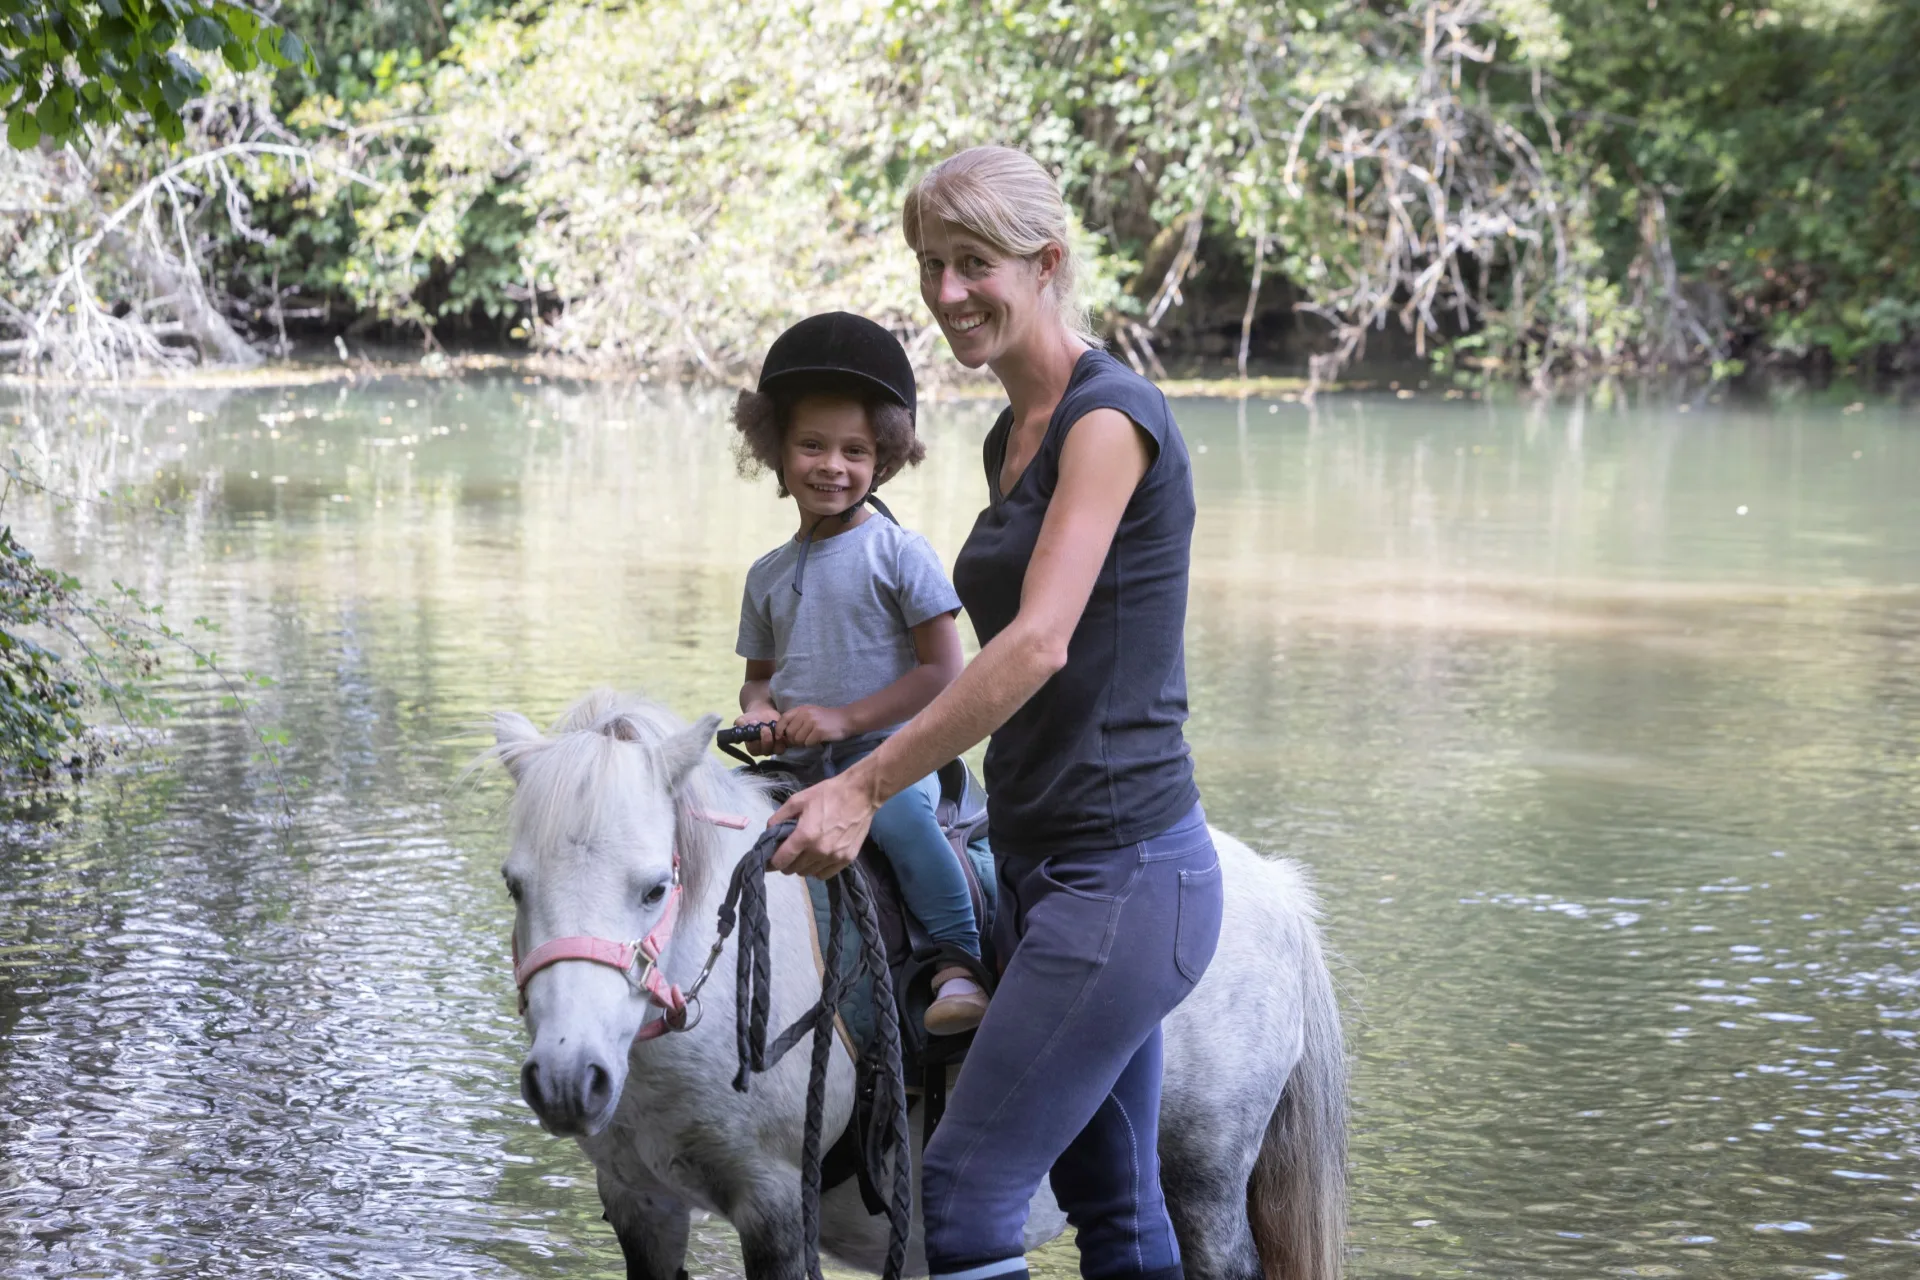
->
[583, 1060, 613, 1115]
[520, 1060, 544, 1112]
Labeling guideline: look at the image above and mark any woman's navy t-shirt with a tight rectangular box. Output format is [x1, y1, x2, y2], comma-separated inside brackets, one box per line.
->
[951, 347, 1199, 857]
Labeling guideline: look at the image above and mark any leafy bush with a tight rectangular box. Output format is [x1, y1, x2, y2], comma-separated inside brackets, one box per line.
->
[0, 451, 279, 791]
[0, 524, 95, 776]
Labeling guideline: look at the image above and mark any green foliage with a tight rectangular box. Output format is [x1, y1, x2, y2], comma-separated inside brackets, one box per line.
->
[202, 1, 511, 337]
[0, 450, 286, 794]
[0, 524, 93, 775]
[0, 509, 182, 781]
[4, 0, 1916, 376]
[0, 0, 313, 148]
[1539, 0, 1920, 367]
[882, 0, 1579, 377]
[289, 0, 1582, 375]
[379, 0, 932, 364]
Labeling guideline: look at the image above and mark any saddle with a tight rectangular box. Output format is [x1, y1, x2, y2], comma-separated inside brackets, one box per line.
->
[739, 757, 996, 1212]
[803, 758, 995, 1059]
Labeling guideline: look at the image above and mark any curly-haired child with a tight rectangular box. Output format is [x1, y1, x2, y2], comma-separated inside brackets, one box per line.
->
[731, 311, 988, 1035]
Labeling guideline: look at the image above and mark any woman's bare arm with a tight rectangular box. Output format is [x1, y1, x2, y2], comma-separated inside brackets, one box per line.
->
[769, 408, 1152, 877]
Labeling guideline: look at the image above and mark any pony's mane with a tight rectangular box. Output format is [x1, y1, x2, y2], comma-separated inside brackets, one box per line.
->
[483, 689, 777, 905]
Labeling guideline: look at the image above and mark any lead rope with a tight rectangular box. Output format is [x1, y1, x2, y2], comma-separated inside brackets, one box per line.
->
[715, 822, 913, 1280]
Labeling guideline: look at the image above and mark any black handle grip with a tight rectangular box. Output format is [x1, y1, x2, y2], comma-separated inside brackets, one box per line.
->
[716, 722, 777, 747]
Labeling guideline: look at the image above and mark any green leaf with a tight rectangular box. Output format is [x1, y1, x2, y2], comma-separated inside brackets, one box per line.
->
[219, 5, 259, 44]
[48, 14, 80, 55]
[183, 15, 225, 51]
[277, 30, 305, 70]
[98, 17, 136, 50]
[256, 27, 289, 69]
[220, 39, 253, 73]
[159, 51, 202, 109]
[33, 92, 68, 141]
[5, 105, 37, 150]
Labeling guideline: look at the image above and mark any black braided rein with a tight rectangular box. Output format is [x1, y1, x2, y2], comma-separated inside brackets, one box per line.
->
[714, 822, 913, 1280]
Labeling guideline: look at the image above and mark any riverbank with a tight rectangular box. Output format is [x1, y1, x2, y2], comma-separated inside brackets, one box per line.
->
[7, 347, 1914, 409]
[0, 350, 1335, 400]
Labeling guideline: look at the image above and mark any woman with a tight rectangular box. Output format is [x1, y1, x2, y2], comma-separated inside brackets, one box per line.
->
[769, 145, 1222, 1280]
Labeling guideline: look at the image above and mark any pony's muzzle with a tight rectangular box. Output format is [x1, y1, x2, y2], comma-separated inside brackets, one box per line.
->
[521, 1047, 620, 1136]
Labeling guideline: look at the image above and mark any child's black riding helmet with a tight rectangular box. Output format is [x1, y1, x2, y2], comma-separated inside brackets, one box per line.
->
[756, 312, 916, 418]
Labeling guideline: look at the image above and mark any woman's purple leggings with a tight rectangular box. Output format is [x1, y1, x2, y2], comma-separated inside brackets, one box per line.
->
[920, 803, 1223, 1280]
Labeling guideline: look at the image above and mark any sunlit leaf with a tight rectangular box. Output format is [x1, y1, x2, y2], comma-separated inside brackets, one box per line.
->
[255, 27, 288, 69]
[220, 4, 259, 44]
[2, 106, 32, 147]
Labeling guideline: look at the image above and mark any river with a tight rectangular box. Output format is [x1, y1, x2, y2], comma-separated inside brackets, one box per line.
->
[1, 375, 1915, 1278]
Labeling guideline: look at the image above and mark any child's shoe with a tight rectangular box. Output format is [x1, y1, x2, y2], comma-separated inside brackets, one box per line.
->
[924, 967, 989, 1036]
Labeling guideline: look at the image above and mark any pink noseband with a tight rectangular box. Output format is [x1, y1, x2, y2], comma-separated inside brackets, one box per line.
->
[510, 808, 749, 1042]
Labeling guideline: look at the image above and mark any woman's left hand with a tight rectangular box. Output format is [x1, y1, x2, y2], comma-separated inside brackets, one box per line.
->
[768, 772, 877, 879]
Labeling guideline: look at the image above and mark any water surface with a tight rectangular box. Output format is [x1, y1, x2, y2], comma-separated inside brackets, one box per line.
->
[1, 377, 1915, 1278]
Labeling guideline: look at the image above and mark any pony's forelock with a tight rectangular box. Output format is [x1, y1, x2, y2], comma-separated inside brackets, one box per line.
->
[481, 689, 776, 905]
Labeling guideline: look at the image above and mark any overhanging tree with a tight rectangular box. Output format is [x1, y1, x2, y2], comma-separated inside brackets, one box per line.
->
[2, 1, 312, 147]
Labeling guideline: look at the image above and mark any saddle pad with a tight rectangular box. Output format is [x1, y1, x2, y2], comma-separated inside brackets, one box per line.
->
[803, 878, 865, 1063]
[806, 835, 995, 1062]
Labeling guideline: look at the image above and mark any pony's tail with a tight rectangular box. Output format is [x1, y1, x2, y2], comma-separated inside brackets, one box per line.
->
[1248, 924, 1348, 1280]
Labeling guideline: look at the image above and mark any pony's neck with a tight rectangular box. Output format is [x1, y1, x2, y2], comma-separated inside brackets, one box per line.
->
[669, 781, 782, 994]
[680, 765, 780, 912]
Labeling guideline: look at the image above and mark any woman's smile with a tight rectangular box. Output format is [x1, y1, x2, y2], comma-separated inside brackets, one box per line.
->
[916, 220, 1038, 367]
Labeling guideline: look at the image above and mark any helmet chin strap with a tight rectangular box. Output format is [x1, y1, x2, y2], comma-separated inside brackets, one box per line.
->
[790, 485, 899, 596]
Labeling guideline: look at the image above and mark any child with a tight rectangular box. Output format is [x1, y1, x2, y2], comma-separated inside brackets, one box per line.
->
[731, 311, 988, 1036]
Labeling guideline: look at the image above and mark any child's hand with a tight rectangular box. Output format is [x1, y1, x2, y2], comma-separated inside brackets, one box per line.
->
[733, 710, 779, 757]
[777, 705, 852, 748]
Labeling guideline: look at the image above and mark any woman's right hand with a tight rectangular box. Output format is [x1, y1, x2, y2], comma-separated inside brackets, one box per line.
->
[769, 768, 879, 879]
[733, 709, 780, 756]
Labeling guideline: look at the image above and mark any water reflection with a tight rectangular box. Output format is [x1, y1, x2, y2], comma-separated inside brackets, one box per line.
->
[2, 378, 1915, 1278]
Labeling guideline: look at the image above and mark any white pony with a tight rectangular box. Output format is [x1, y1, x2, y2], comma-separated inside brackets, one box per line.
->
[487, 691, 1346, 1280]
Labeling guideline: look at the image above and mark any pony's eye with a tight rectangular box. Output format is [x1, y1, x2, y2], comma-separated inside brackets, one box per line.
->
[502, 872, 523, 903]
[642, 883, 669, 907]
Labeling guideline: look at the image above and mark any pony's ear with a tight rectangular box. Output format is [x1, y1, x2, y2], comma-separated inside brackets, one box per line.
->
[492, 711, 544, 782]
[661, 713, 723, 787]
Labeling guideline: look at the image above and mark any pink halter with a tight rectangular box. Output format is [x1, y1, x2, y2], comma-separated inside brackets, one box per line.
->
[511, 808, 750, 1043]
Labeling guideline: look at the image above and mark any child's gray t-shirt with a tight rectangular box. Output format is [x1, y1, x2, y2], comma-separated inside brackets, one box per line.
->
[736, 515, 962, 767]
